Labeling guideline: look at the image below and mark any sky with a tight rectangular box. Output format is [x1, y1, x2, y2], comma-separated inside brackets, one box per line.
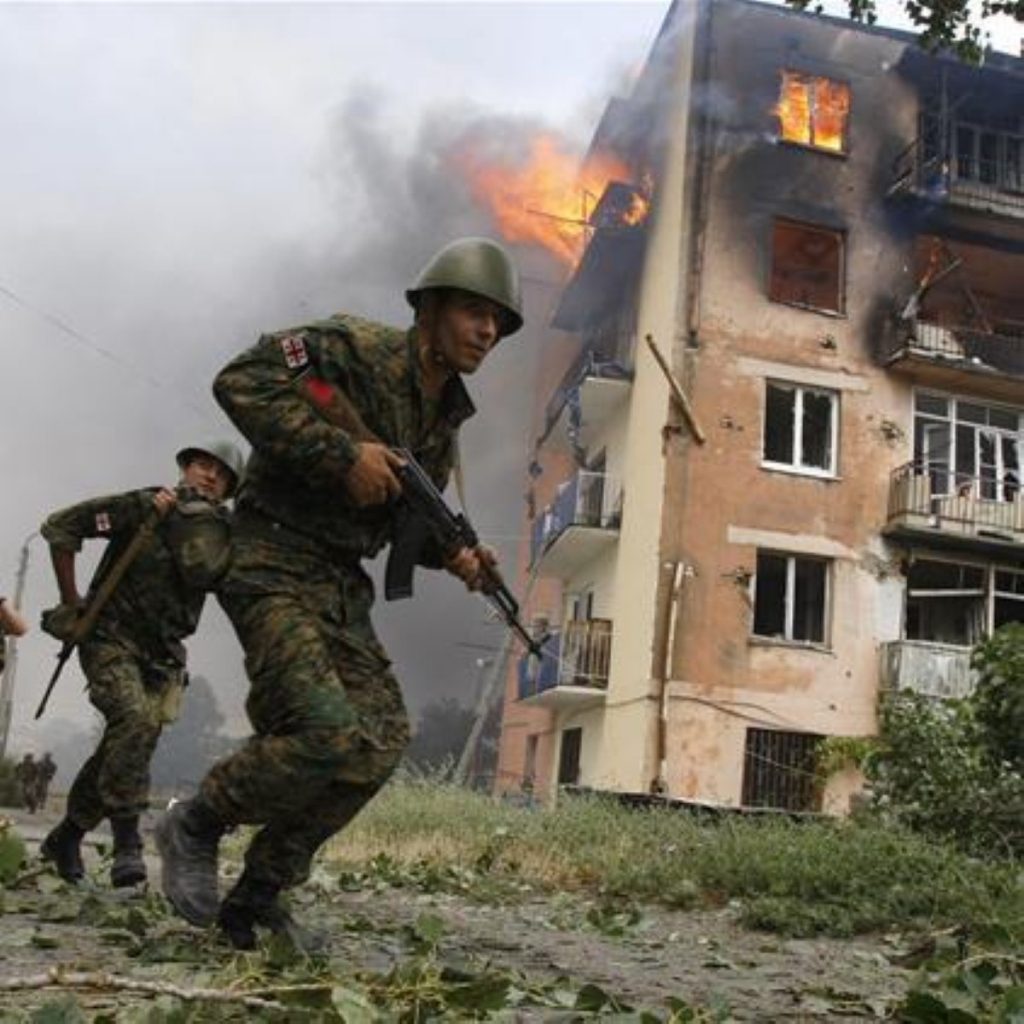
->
[0, 0, 1020, 781]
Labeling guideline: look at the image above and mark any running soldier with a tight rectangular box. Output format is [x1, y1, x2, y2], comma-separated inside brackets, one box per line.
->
[39, 441, 242, 887]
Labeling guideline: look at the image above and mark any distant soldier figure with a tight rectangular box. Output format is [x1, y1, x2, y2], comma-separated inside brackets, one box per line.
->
[38, 441, 242, 888]
[34, 753, 57, 812]
[14, 754, 38, 813]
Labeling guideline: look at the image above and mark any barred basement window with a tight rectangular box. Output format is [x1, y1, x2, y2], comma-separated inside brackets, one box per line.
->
[763, 381, 838, 475]
[774, 71, 850, 154]
[742, 728, 823, 811]
[753, 551, 829, 645]
[770, 220, 845, 315]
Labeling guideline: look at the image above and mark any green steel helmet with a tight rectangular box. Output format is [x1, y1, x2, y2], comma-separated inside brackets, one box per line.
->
[175, 440, 245, 497]
[406, 237, 524, 337]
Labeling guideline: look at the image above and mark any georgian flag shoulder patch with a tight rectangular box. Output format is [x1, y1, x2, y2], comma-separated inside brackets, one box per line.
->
[95, 512, 111, 533]
[280, 334, 309, 369]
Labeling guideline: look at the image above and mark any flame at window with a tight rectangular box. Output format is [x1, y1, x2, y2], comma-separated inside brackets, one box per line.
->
[774, 72, 850, 154]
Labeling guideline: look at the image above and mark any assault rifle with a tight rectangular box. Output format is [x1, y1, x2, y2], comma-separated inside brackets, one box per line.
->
[386, 448, 545, 659]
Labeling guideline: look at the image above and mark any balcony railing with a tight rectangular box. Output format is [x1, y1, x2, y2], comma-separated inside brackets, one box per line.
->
[887, 462, 1024, 546]
[890, 126, 1024, 220]
[530, 470, 622, 572]
[539, 348, 633, 453]
[880, 640, 977, 699]
[882, 320, 1024, 380]
[517, 619, 612, 705]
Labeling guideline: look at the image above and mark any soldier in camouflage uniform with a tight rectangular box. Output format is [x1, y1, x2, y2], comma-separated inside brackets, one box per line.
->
[33, 752, 57, 812]
[157, 237, 523, 950]
[14, 753, 38, 812]
[38, 441, 243, 887]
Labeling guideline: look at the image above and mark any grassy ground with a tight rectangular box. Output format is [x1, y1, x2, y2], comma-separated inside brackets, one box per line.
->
[324, 777, 1023, 940]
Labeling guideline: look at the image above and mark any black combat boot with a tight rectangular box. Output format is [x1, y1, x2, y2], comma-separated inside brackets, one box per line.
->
[154, 797, 225, 927]
[109, 815, 147, 888]
[40, 818, 85, 884]
[218, 873, 328, 954]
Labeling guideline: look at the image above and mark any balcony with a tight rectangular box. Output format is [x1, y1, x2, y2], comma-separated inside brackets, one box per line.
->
[539, 348, 633, 454]
[889, 121, 1024, 224]
[880, 640, 976, 699]
[881, 320, 1024, 400]
[517, 619, 612, 709]
[530, 470, 622, 576]
[886, 462, 1024, 551]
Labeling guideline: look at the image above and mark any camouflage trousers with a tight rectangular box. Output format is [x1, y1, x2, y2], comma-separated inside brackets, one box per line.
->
[67, 639, 184, 830]
[204, 544, 409, 891]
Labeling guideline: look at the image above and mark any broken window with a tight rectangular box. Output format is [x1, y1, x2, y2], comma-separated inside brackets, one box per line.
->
[913, 391, 1023, 500]
[742, 728, 823, 811]
[905, 559, 986, 647]
[763, 381, 837, 474]
[905, 558, 1024, 644]
[753, 551, 829, 645]
[774, 71, 850, 154]
[769, 220, 844, 314]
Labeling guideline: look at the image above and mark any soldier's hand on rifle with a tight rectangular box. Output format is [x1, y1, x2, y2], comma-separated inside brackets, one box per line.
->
[153, 487, 178, 515]
[40, 601, 85, 644]
[345, 443, 405, 507]
[445, 544, 499, 593]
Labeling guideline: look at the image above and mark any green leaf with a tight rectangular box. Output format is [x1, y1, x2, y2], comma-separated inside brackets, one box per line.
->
[30, 995, 87, 1022]
[330, 984, 379, 1023]
[0, 825, 26, 884]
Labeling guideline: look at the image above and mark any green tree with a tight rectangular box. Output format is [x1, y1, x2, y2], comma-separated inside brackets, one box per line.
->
[786, 0, 1024, 61]
[150, 674, 236, 793]
[405, 698, 475, 771]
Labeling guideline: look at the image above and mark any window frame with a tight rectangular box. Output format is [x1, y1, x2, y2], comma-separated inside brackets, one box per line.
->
[768, 218, 847, 317]
[762, 379, 840, 478]
[752, 549, 832, 649]
[774, 70, 852, 156]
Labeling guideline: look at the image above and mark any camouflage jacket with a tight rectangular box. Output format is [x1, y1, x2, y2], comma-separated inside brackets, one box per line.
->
[213, 313, 475, 574]
[41, 488, 215, 665]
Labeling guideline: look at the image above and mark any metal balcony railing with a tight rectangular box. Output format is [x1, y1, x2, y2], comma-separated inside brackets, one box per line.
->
[517, 619, 613, 700]
[540, 348, 633, 447]
[530, 470, 622, 567]
[883, 320, 1024, 378]
[888, 462, 1024, 541]
[889, 127, 1024, 219]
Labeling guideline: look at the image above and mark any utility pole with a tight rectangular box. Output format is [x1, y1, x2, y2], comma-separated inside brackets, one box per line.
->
[0, 533, 36, 760]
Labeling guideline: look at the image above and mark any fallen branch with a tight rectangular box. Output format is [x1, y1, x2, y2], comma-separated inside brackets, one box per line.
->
[0, 967, 289, 1010]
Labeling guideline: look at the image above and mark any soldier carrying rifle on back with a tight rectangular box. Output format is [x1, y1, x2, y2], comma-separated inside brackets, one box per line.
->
[38, 440, 242, 888]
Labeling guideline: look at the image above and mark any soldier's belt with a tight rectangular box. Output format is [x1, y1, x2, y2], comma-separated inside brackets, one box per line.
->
[236, 506, 361, 568]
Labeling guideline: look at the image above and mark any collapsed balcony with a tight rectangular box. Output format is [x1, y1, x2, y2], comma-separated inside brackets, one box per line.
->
[530, 470, 622, 576]
[886, 462, 1024, 549]
[517, 619, 612, 708]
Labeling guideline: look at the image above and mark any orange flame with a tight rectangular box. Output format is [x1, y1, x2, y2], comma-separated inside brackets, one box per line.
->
[451, 134, 645, 269]
[774, 71, 849, 153]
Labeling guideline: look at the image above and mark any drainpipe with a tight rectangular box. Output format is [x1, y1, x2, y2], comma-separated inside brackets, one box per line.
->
[651, 560, 687, 794]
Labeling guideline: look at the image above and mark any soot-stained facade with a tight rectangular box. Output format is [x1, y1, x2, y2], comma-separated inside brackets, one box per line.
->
[496, 0, 1024, 812]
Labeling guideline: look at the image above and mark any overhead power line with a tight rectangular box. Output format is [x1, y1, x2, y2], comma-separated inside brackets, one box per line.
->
[0, 276, 215, 425]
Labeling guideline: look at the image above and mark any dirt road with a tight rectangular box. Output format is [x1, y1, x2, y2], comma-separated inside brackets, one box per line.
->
[0, 803, 909, 1021]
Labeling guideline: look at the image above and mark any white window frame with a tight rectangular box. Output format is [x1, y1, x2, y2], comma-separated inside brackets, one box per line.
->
[752, 550, 832, 648]
[762, 380, 839, 478]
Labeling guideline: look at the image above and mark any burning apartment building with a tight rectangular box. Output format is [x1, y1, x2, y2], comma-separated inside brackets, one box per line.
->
[492, 0, 1024, 812]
